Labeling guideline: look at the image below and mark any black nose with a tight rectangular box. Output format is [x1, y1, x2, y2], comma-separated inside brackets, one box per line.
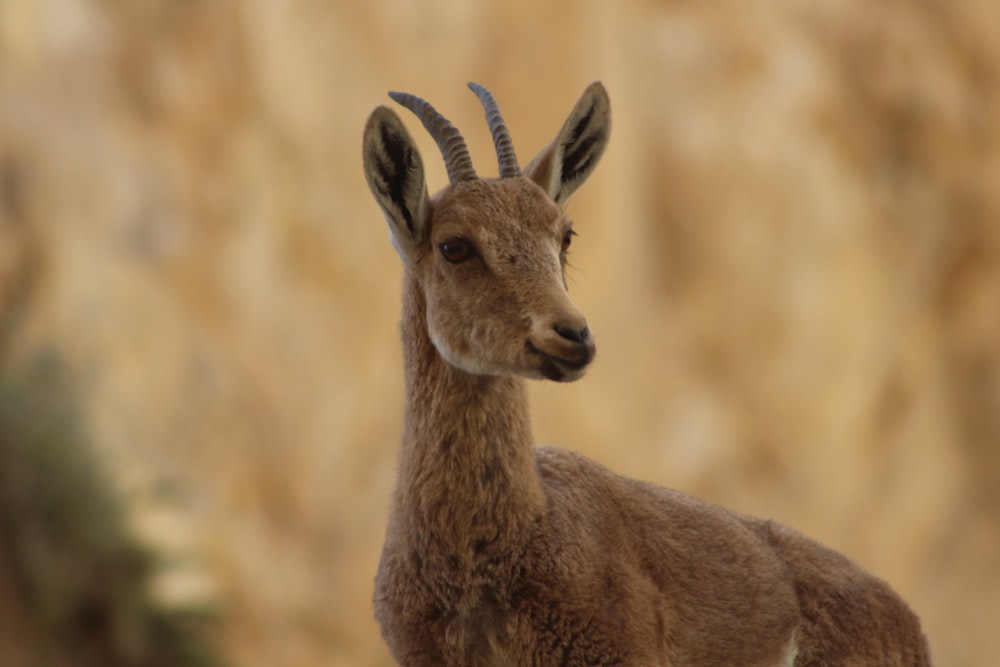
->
[555, 324, 591, 344]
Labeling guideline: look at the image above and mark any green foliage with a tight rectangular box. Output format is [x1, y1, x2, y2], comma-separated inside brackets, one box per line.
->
[0, 351, 223, 667]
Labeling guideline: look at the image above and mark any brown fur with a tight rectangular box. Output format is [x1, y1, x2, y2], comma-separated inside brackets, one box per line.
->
[363, 83, 931, 666]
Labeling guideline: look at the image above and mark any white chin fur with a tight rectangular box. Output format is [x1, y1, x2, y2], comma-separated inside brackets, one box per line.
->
[428, 324, 547, 379]
[428, 325, 498, 376]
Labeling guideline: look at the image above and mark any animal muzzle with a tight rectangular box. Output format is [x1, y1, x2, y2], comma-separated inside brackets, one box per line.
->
[526, 314, 596, 382]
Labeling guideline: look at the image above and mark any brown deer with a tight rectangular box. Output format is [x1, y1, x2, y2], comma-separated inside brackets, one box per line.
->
[361, 82, 931, 666]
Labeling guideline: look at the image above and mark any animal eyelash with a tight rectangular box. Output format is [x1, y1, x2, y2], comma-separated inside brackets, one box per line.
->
[561, 229, 577, 254]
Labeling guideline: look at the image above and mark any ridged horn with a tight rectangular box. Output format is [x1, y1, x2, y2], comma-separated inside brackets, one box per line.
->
[388, 91, 477, 185]
[468, 82, 521, 178]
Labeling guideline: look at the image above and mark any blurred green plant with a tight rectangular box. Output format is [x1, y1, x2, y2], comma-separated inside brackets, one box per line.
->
[0, 350, 222, 667]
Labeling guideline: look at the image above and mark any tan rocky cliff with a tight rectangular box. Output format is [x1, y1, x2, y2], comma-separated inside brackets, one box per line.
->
[1, 1, 998, 665]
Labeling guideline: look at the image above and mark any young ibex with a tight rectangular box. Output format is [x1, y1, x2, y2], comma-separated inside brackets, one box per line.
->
[362, 82, 931, 666]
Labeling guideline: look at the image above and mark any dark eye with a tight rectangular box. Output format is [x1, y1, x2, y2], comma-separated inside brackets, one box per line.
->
[561, 229, 576, 254]
[439, 238, 474, 263]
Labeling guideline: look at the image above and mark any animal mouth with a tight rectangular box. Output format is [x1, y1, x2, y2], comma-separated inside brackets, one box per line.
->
[526, 340, 595, 382]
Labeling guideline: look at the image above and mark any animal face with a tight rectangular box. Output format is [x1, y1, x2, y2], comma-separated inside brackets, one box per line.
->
[363, 82, 611, 382]
[414, 178, 593, 381]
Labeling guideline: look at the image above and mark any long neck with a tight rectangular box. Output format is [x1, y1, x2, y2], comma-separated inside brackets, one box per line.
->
[391, 274, 544, 570]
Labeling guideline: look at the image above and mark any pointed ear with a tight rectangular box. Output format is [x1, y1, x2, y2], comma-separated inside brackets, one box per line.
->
[363, 106, 430, 262]
[524, 82, 611, 205]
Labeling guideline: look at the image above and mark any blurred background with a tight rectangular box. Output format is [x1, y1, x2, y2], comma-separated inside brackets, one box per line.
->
[1, 1, 998, 665]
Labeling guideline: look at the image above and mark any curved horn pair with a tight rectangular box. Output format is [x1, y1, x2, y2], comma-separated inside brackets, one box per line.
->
[388, 83, 521, 185]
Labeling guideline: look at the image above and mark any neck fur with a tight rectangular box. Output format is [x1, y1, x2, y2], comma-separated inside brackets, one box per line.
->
[391, 274, 544, 587]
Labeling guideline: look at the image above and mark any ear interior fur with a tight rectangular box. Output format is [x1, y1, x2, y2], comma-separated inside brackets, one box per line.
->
[525, 82, 611, 205]
[363, 106, 430, 260]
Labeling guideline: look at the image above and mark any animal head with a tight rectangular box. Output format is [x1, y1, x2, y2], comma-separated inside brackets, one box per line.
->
[362, 82, 611, 382]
